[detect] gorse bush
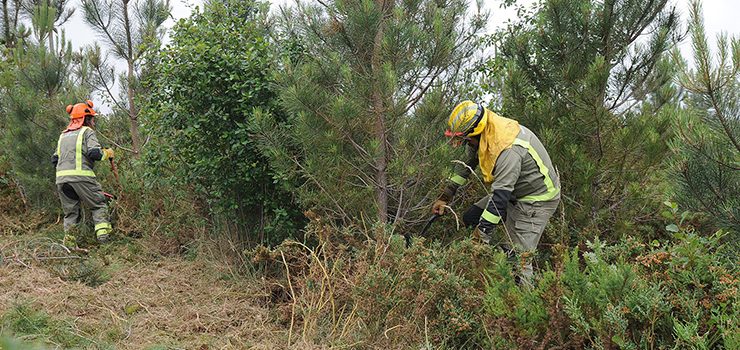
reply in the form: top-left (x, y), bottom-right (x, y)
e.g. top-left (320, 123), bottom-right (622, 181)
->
top-left (250, 221), bottom-right (498, 348)
top-left (251, 207), bottom-right (738, 349)
top-left (485, 216), bottom-right (738, 349)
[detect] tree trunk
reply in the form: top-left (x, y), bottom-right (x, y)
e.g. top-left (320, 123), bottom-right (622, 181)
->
top-left (2, 0), bottom-right (11, 47)
top-left (122, 0), bottom-right (140, 154)
top-left (126, 58), bottom-right (140, 154)
top-left (371, 0), bottom-right (389, 224)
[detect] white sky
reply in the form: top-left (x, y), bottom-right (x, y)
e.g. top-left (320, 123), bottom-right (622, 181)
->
top-left (62, 0), bottom-right (740, 49)
top-left (57, 0), bottom-right (739, 112)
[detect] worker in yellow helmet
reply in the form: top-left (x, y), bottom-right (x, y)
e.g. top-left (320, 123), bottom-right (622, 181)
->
top-left (433, 100), bottom-right (561, 286)
top-left (52, 100), bottom-right (115, 246)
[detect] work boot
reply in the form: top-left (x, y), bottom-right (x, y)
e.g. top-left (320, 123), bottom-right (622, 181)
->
top-left (95, 222), bottom-right (112, 244)
top-left (96, 233), bottom-right (110, 244)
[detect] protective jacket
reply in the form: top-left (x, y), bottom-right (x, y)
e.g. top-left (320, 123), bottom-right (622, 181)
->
top-left (440, 125), bottom-right (560, 228)
top-left (52, 126), bottom-right (109, 184)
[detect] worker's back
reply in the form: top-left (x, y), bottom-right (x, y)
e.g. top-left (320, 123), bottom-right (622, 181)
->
top-left (55, 126), bottom-right (100, 184)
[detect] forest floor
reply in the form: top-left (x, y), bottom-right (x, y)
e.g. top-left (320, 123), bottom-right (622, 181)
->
top-left (0, 204), bottom-right (296, 349)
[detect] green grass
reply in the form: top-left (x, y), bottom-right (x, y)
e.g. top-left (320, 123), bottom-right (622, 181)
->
top-left (0, 335), bottom-right (46, 350)
top-left (1, 303), bottom-right (108, 349)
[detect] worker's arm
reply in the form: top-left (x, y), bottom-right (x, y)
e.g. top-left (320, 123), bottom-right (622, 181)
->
top-left (439, 143), bottom-right (479, 202)
top-left (51, 134), bottom-right (61, 167)
top-left (478, 148), bottom-right (522, 233)
top-left (84, 129), bottom-right (106, 161)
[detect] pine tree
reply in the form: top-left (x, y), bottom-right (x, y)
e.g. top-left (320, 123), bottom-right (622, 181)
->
top-left (670, 0), bottom-right (739, 233)
top-left (490, 0), bottom-right (681, 238)
top-left (81, 0), bottom-right (170, 154)
top-left (253, 0), bottom-right (486, 227)
top-left (1, 0), bottom-right (21, 47)
top-left (0, 2), bottom-right (89, 207)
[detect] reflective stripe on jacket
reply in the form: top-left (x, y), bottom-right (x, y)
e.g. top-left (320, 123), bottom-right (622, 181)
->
top-left (55, 126), bottom-right (104, 184)
top-left (480, 126), bottom-right (560, 225)
top-left (442, 126), bottom-right (560, 225)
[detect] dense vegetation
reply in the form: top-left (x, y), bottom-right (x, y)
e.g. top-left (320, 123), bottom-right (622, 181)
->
top-left (0, 0), bottom-right (737, 348)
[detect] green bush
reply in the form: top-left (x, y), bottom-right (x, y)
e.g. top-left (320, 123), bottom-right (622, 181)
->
top-left (141, 0), bottom-right (302, 246)
top-left (251, 208), bottom-right (738, 349)
top-left (483, 224), bottom-right (738, 349)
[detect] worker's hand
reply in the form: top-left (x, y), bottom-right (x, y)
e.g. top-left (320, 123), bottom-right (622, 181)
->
top-left (103, 148), bottom-right (115, 160)
top-left (432, 199), bottom-right (447, 215)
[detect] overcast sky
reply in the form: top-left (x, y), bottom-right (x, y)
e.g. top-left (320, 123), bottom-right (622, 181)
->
top-left (62, 0), bottom-right (740, 49)
top-left (58, 0), bottom-right (739, 111)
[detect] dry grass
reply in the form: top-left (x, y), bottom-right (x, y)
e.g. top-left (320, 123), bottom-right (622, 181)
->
top-left (0, 183), bottom-right (343, 349)
top-left (0, 242), bottom-right (292, 349)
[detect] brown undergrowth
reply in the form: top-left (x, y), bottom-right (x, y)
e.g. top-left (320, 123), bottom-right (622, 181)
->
top-left (0, 182), bottom-right (293, 349)
top-left (0, 222), bottom-right (297, 350)
top-left (248, 214), bottom-right (503, 349)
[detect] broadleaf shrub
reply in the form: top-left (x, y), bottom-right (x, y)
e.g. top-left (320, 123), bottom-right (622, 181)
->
top-left (141, 0), bottom-right (302, 245)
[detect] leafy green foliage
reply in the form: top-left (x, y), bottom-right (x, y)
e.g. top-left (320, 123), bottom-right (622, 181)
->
top-left (142, 0), bottom-right (301, 245)
top-left (251, 206), bottom-right (737, 349)
top-left (482, 219), bottom-right (737, 349)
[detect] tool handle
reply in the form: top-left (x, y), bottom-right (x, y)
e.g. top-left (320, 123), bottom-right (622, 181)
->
top-left (405, 214), bottom-right (441, 248)
top-left (109, 158), bottom-right (124, 197)
top-left (419, 214), bottom-right (441, 237)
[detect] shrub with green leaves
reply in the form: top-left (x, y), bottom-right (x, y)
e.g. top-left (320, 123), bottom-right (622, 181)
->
top-left (142, 0), bottom-right (302, 245)
top-left (483, 224), bottom-right (738, 349)
top-left (252, 207), bottom-right (737, 349)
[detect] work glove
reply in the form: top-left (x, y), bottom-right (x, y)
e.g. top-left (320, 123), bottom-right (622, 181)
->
top-left (103, 148), bottom-right (115, 160)
top-left (432, 199), bottom-right (447, 215)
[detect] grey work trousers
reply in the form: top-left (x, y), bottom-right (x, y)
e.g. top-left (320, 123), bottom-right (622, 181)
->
top-left (473, 195), bottom-right (560, 285)
top-left (57, 181), bottom-right (110, 236)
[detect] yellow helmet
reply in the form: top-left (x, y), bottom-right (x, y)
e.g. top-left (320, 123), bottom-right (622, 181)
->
top-left (446, 100), bottom-right (487, 137)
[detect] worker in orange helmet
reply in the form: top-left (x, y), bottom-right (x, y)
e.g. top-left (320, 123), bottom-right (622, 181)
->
top-left (52, 100), bottom-right (115, 246)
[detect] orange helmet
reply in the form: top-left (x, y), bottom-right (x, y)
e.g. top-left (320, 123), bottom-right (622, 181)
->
top-left (64, 100), bottom-right (97, 131)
